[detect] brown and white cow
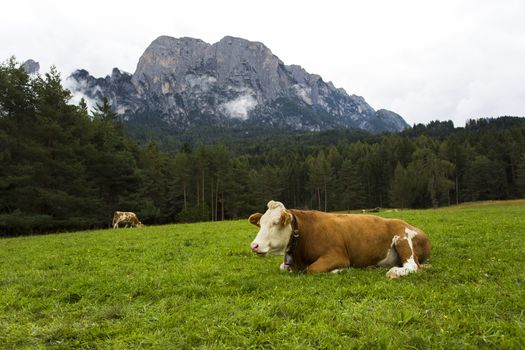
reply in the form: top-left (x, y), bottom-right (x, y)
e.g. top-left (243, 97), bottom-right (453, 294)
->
top-left (249, 200), bottom-right (431, 278)
top-left (112, 211), bottom-right (144, 229)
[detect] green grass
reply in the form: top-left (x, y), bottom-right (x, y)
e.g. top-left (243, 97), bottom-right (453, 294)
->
top-left (1, 201), bottom-right (525, 349)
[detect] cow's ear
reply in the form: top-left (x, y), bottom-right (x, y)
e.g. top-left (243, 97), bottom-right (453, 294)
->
top-left (248, 213), bottom-right (262, 227)
top-left (280, 210), bottom-right (292, 226)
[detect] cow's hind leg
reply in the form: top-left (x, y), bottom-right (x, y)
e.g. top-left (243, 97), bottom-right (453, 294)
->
top-left (386, 234), bottom-right (419, 279)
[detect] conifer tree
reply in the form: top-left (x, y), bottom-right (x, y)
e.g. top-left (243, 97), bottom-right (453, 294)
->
top-left (516, 153), bottom-right (525, 197)
top-left (92, 96), bottom-right (118, 122)
top-left (389, 162), bottom-right (413, 208)
top-left (339, 159), bottom-right (367, 210)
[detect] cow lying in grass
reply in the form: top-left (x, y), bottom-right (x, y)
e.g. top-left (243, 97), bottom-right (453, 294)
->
top-left (112, 211), bottom-right (144, 229)
top-left (249, 201), bottom-right (431, 278)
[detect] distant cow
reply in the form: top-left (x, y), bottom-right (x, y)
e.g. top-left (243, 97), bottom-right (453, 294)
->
top-left (249, 200), bottom-right (431, 278)
top-left (112, 211), bottom-right (144, 229)
top-left (362, 207), bottom-right (381, 213)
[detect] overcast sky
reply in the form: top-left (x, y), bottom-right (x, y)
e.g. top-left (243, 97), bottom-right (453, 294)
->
top-left (2, 0), bottom-right (524, 126)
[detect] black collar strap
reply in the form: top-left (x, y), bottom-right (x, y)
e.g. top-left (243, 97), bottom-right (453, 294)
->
top-left (290, 212), bottom-right (299, 238)
top-left (284, 213), bottom-right (300, 267)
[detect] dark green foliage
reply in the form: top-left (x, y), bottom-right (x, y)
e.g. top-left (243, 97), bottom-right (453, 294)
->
top-left (1, 58), bottom-right (525, 234)
top-left (0, 60), bottom-right (142, 234)
top-left (463, 156), bottom-right (508, 201)
top-left (92, 96), bottom-right (118, 122)
top-left (517, 153), bottom-right (525, 196)
top-left (339, 159), bottom-right (367, 209)
top-left (390, 162), bottom-right (414, 208)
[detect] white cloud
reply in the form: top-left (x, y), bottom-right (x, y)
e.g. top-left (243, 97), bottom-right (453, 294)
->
top-left (220, 94), bottom-right (258, 120)
top-left (1, 0), bottom-right (525, 126)
top-left (185, 74), bottom-right (217, 91)
top-left (63, 77), bottom-right (99, 112)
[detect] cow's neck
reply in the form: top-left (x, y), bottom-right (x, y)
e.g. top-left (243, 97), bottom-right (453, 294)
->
top-left (284, 212), bottom-right (302, 270)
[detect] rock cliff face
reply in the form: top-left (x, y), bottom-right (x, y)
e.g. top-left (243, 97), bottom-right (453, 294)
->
top-left (67, 35), bottom-right (409, 132)
top-left (22, 59), bottom-right (40, 75)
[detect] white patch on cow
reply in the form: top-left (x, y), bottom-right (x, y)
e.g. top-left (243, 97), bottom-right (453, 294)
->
top-left (405, 227), bottom-right (418, 240)
top-left (330, 268), bottom-right (343, 274)
top-left (279, 262), bottom-right (293, 272)
top-left (406, 236), bottom-right (414, 250)
top-left (267, 200), bottom-right (283, 210)
top-left (250, 200), bottom-right (292, 256)
top-left (386, 256), bottom-right (418, 278)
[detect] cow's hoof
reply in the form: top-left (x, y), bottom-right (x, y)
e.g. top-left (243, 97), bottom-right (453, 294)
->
top-left (386, 268), bottom-right (400, 279)
top-left (279, 263), bottom-right (292, 272)
top-left (420, 263), bottom-right (432, 270)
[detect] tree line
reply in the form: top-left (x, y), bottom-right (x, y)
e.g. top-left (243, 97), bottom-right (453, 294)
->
top-left (1, 59), bottom-right (525, 235)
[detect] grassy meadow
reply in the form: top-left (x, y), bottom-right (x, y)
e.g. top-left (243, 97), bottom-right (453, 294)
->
top-left (1, 201), bottom-right (524, 349)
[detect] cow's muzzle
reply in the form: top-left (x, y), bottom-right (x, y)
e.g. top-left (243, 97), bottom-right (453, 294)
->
top-left (251, 242), bottom-right (267, 256)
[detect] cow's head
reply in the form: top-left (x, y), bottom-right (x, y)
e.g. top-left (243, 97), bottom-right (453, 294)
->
top-left (249, 200), bottom-right (293, 256)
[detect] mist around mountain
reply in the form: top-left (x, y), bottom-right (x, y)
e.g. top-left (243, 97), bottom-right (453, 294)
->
top-left (66, 35), bottom-right (409, 138)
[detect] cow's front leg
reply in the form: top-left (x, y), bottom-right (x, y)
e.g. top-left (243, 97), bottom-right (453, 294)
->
top-left (279, 262), bottom-right (293, 272)
top-left (307, 255), bottom-right (348, 274)
top-left (386, 235), bottom-right (419, 279)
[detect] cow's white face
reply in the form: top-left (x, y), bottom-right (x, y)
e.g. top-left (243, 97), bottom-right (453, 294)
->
top-left (249, 200), bottom-right (293, 256)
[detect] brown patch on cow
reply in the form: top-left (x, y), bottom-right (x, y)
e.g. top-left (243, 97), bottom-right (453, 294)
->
top-left (392, 236), bottom-right (416, 267)
top-left (284, 209), bottom-right (431, 275)
top-left (280, 210), bottom-right (292, 226)
top-left (249, 213), bottom-right (263, 227)
top-left (412, 231), bottom-right (432, 264)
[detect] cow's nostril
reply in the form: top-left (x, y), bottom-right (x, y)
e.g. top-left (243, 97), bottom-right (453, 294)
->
top-left (251, 243), bottom-right (259, 251)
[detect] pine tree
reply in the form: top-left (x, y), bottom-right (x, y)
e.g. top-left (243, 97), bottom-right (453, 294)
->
top-left (307, 151), bottom-right (334, 211)
top-left (516, 153), bottom-right (525, 197)
top-left (389, 162), bottom-right (414, 208)
top-left (339, 159), bottom-right (367, 210)
top-left (409, 138), bottom-right (454, 208)
top-left (0, 60), bottom-right (105, 232)
top-left (463, 155), bottom-right (507, 201)
top-left (92, 96), bottom-right (118, 122)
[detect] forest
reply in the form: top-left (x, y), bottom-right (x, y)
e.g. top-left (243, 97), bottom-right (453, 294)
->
top-left (1, 59), bottom-right (525, 235)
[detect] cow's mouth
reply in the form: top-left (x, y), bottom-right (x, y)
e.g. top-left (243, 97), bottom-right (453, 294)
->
top-left (255, 251), bottom-right (267, 257)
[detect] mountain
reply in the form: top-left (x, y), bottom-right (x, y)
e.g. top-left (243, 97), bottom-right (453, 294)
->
top-left (67, 35), bottom-right (409, 133)
top-left (22, 59), bottom-right (40, 75)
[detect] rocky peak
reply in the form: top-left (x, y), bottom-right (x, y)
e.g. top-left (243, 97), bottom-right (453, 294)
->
top-left (22, 59), bottom-right (40, 75)
top-left (111, 68), bottom-right (123, 80)
top-left (71, 69), bottom-right (90, 79)
top-left (205, 36), bottom-right (289, 100)
top-left (68, 35), bottom-right (409, 132)
top-left (132, 36), bottom-right (210, 92)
